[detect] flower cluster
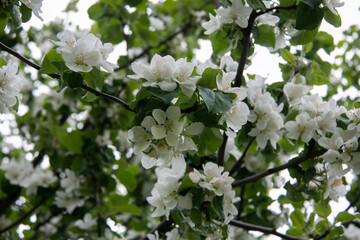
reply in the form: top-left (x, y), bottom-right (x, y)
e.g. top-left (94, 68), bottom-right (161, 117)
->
top-left (55, 169), bottom-right (85, 213)
top-left (190, 162), bottom-right (238, 222)
top-left (53, 30), bottom-right (117, 73)
top-left (20, 0), bottom-right (43, 21)
top-left (247, 75), bottom-right (284, 149)
top-left (147, 155), bottom-right (192, 219)
top-left (129, 54), bottom-right (200, 97)
top-left (202, 0), bottom-right (252, 34)
top-left (128, 106), bottom-right (204, 169)
top-left (323, 0), bottom-right (344, 15)
top-left (0, 159), bottom-right (57, 195)
top-left (0, 60), bottom-right (21, 113)
top-left (282, 75), bottom-right (360, 201)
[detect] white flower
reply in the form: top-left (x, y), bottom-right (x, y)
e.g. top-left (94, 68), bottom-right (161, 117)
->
top-left (324, 178), bottom-right (346, 202)
top-left (223, 190), bottom-right (238, 221)
top-left (346, 109), bottom-right (360, 131)
top-left (220, 100), bottom-right (249, 131)
top-left (257, 13), bottom-right (280, 26)
top-left (283, 82), bottom-right (311, 107)
top-left (60, 169), bottom-right (82, 193)
top-left (166, 228), bottom-right (182, 240)
top-left (151, 106), bottom-right (183, 147)
top-left (344, 224), bottom-right (360, 240)
top-left (215, 0), bottom-right (253, 28)
top-left (149, 17), bottom-right (166, 30)
top-left (129, 54), bottom-right (177, 91)
top-left (20, 0), bottom-right (43, 21)
top-left (0, 159), bottom-right (32, 186)
top-left (189, 169), bottom-right (202, 183)
top-left (22, 167), bottom-right (57, 195)
top-left (61, 33), bottom-right (102, 72)
top-left (285, 112), bottom-right (317, 143)
top-left (173, 58), bottom-right (200, 97)
top-left (55, 190), bottom-right (85, 213)
top-left (177, 120), bottom-right (204, 151)
top-left (128, 116), bottom-right (156, 155)
top-left (323, 0), bottom-right (344, 15)
top-left (74, 213), bottom-right (97, 230)
top-left (98, 42), bottom-right (117, 72)
top-left (202, 13), bottom-right (222, 35)
top-left (0, 60), bottom-right (21, 113)
top-left (147, 231), bottom-right (159, 240)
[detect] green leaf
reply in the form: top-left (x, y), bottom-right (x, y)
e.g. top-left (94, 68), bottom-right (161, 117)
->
top-left (247, 0), bottom-right (266, 11)
top-left (178, 175), bottom-right (196, 195)
top-left (191, 188), bottom-right (205, 207)
top-left (147, 86), bottom-right (180, 104)
top-left (198, 128), bottom-right (223, 156)
top-left (295, 2), bottom-right (324, 30)
top-left (198, 86), bottom-right (232, 114)
top-left (336, 212), bottom-right (355, 223)
top-left (117, 204), bottom-right (142, 216)
top-left (62, 71), bottom-right (83, 89)
top-left (20, 4), bottom-right (32, 23)
top-left (300, 0), bottom-right (322, 8)
top-left (190, 208), bottom-right (203, 225)
top-left (290, 209), bottom-right (305, 228)
top-left (197, 68), bottom-right (222, 89)
top-left (323, 7), bottom-right (341, 28)
top-left (87, 3), bottom-right (106, 20)
top-left (290, 28), bottom-right (319, 45)
top-left (314, 201), bottom-right (331, 218)
top-left (12, 96), bottom-right (19, 112)
top-left (0, 17), bottom-right (7, 33)
top-left (10, 5), bottom-right (21, 28)
top-left (82, 68), bottom-right (104, 102)
top-left (114, 167), bottom-right (137, 192)
top-left (254, 25), bottom-right (276, 47)
top-left (40, 50), bottom-right (65, 74)
top-left (284, 182), bottom-right (305, 202)
top-left (303, 167), bottom-right (316, 183)
top-left (280, 49), bottom-right (296, 64)
top-left (212, 195), bottom-right (224, 219)
top-left (55, 129), bottom-right (84, 154)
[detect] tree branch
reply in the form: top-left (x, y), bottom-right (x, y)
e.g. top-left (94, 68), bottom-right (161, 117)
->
top-left (232, 149), bottom-right (326, 188)
top-left (230, 137), bottom-right (255, 176)
top-left (230, 220), bottom-right (306, 240)
top-left (0, 185), bottom-right (59, 235)
top-left (0, 41), bottom-right (134, 112)
top-left (115, 22), bottom-right (192, 72)
top-left (217, 133), bottom-right (228, 166)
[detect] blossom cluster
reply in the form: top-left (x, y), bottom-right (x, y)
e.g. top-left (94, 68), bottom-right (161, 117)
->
top-left (55, 169), bottom-right (85, 213)
top-left (190, 162), bottom-right (238, 222)
top-left (0, 60), bottom-right (21, 113)
top-left (282, 75), bottom-right (360, 201)
top-left (0, 159), bottom-right (57, 195)
top-left (129, 54), bottom-right (200, 98)
top-left (247, 75), bottom-right (284, 149)
top-left (53, 30), bottom-right (117, 73)
top-left (128, 105), bottom-right (204, 169)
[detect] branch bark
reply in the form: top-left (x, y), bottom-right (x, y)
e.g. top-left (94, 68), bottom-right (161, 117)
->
top-left (230, 137), bottom-right (255, 176)
top-left (0, 41), bottom-right (134, 112)
top-left (232, 149), bottom-right (326, 188)
top-left (230, 219), bottom-right (306, 240)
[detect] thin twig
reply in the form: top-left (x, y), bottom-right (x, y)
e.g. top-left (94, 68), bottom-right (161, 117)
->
top-left (232, 149), bottom-right (326, 188)
top-left (230, 137), bottom-right (255, 175)
top-left (217, 133), bottom-right (228, 166)
top-left (0, 185), bottom-right (59, 235)
top-left (229, 220), bottom-right (306, 240)
top-left (345, 191), bottom-right (360, 212)
top-left (0, 41), bottom-right (134, 112)
top-left (236, 185), bottom-right (246, 219)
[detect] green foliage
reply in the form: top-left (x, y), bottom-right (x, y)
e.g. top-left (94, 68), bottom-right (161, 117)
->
top-left (198, 86), bottom-right (233, 114)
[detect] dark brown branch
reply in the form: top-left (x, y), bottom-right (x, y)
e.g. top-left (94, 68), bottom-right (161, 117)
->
top-left (0, 185), bottom-right (58, 235)
top-left (115, 22), bottom-right (192, 72)
top-left (230, 220), bottom-right (306, 240)
top-left (217, 133), bottom-right (228, 166)
top-left (236, 185), bottom-right (246, 219)
top-left (80, 84), bottom-right (135, 112)
top-left (0, 41), bottom-right (134, 112)
top-left (230, 137), bottom-right (255, 175)
top-left (232, 149), bottom-right (326, 188)
top-left (234, 10), bottom-right (257, 87)
top-left (345, 191), bottom-right (360, 212)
